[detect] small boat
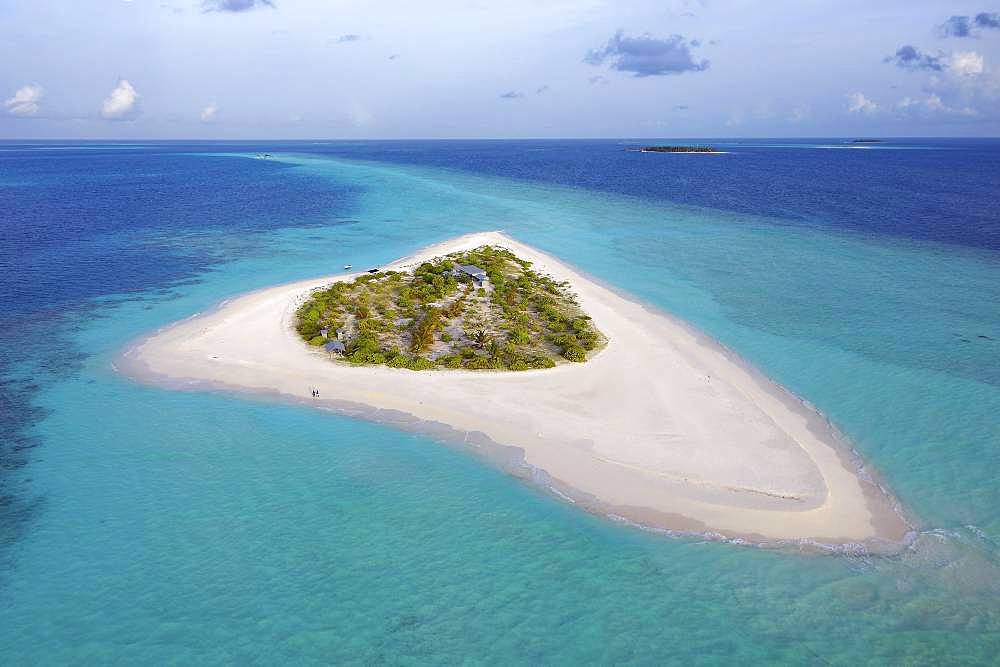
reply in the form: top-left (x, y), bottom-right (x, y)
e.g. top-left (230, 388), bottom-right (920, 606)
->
top-left (343, 264), bottom-right (353, 270)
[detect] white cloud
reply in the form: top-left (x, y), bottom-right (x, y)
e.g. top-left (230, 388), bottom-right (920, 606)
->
top-left (5, 84), bottom-right (43, 116)
top-left (949, 51), bottom-right (985, 78)
top-left (924, 94), bottom-right (949, 112)
top-left (920, 56), bottom-right (999, 120)
top-left (897, 94), bottom-right (977, 117)
top-left (200, 102), bottom-right (219, 122)
top-left (847, 92), bottom-right (878, 114)
top-left (101, 80), bottom-right (139, 120)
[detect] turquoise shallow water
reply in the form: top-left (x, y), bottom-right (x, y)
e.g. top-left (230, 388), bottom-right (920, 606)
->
top-left (1, 147), bottom-right (999, 663)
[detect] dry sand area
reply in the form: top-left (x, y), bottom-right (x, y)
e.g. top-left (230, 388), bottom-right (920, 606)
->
top-left (119, 232), bottom-right (911, 548)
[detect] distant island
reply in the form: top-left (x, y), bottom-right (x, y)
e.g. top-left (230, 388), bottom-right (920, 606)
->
top-left (295, 245), bottom-right (604, 371)
top-left (850, 139), bottom-right (883, 144)
top-left (639, 145), bottom-right (719, 153)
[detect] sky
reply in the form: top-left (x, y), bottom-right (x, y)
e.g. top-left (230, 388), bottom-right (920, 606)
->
top-left (2, 0), bottom-right (1000, 138)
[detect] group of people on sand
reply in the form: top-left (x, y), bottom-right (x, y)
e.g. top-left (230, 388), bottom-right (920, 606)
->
top-left (311, 388), bottom-right (320, 398)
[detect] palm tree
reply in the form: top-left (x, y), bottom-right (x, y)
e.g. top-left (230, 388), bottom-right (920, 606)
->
top-left (472, 328), bottom-right (489, 349)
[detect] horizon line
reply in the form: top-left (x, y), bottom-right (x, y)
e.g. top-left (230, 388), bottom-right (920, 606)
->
top-left (2, 135), bottom-right (1000, 142)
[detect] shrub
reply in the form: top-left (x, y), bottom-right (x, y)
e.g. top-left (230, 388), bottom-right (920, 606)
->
top-left (296, 303), bottom-right (323, 339)
top-left (561, 344), bottom-right (586, 362)
top-left (387, 354), bottom-right (410, 368)
top-left (349, 332), bottom-right (381, 359)
top-left (308, 335), bottom-right (327, 346)
top-left (551, 334), bottom-right (576, 349)
top-left (465, 356), bottom-right (492, 370)
top-left (410, 307), bottom-right (442, 353)
top-left (540, 304), bottom-right (563, 323)
top-left (439, 355), bottom-right (463, 369)
top-left (508, 326), bottom-right (530, 345)
top-left (358, 318), bottom-right (384, 334)
top-left (444, 293), bottom-right (468, 318)
top-left (441, 331), bottom-right (453, 342)
top-left (396, 288), bottom-right (413, 310)
top-left (407, 356), bottom-right (435, 371)
top-left (298, 322), bottom-right (320, 339)
top-left (578, 330), bottom-right (599, 350)
top-left (531, 356), bottom-right (556, 369)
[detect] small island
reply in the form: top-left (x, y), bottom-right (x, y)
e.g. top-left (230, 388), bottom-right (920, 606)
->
top-left (639, 145), bottom-right (719, 153)
top-left (295, 245), bottom-right (604, 371)
top-left (121, 231), bottom-right (909, 547)
top-left (850, 139), bottom-right (882, 144)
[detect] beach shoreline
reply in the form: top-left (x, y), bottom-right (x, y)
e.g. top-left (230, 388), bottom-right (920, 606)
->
top-left (116, 231), bottom-right (912, 551)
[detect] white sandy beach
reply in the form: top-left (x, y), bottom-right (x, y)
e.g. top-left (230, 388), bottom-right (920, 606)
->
top-left (119, 232), bottom-right (908, 547)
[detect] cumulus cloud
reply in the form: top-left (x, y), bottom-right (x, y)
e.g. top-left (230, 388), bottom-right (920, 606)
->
top-left (499, 91), bottom-right (524, 99)
top-left (922, 62), bottom-right (999, 120)
top-left (949, 51), bottom-right (985, 77)
top-left (585, 30), bottom-right (708, 77)
top-left (939, 13), bottom-right (1000, 37)
top-left (896, 94), bottom-right (977, 117)
top-left (101, 80), bottom-right (139, 120)
top-left (336, 34), bottom-right (360, 43)
top-left (202, 0), bottom-right (274, 12)
top-left (5, 84), bottom-right (43, 116)
top-left (200, 102), bottom-right (219, 122)
top-left (885, 46), bottom-right (986, 79)
top-left (847, 92), bottom-right (878, 114)
top-left (535, 85), bottom-right (550, 94)
top-left (884, 45), bottom-right (944, 71)
top-left (940, 16), bottom-right (973, 38)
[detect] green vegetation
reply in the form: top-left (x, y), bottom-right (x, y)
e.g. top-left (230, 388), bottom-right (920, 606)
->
top-left (295, 245), bottom-right (605, 371)
top-left (640, 145), bottom-right (717, 153)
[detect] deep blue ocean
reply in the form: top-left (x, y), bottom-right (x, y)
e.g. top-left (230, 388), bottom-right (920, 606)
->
top-left (1, 139), bottom-right (998, 664)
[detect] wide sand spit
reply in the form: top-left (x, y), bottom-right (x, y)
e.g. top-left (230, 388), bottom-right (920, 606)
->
top-left (119, 232), bottom-right (911, 549)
